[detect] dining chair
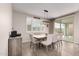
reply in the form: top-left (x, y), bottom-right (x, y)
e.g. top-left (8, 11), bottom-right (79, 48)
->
top-left (57, 33), bottom-right (63, 46)
top-left (53, 33), bottom-right (63, 50)
top-left (29, 34), bottom-right (39, 51)
top-left (40, 34), bottom-right (54, 52)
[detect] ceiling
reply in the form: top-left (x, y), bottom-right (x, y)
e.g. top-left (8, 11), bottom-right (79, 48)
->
top-left (55, 15), bottom-right (74, 24)
top-left (13, 3), bottom-right (79, 19)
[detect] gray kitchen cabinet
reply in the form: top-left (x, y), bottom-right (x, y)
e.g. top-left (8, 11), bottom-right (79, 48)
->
top-left (8, 37), bottom-right (22, 56)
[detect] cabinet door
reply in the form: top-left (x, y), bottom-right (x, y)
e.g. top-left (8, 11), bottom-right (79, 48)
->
top-left (8, 38), bottom-right (22, 56)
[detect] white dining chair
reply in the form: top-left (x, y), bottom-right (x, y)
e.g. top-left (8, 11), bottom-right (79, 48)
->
top-left (40, 34), bottom-right (54, 52)
top-left (29, 34), bottom-right (39, 49)
top-left (49, 33), bottom-right (58, 49)
top-left (53, 33), bottom-right (63, 50)
top-left (57, 33), bottom-right (63, 46)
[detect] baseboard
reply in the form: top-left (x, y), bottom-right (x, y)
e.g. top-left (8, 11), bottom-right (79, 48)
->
top-left (22, 41), bottom-right (30, 44)
top-left (62, 40), bottom-right (74, 43)
top-left (74, 42), bottom-right (79, 45)
top-left (62, 40), bottom-right (79, 45)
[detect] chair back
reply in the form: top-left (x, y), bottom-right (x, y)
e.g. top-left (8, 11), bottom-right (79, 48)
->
top-left (54, 33), bottom-right (63, 42)
top-left (29, 34), bottom-right (38, 43)
top-left (46, 34), bottom-right (54, 43)
top-left (51, 34), bottom-right (58, 42)
top-left (29, 34), bottom-right (33, 41)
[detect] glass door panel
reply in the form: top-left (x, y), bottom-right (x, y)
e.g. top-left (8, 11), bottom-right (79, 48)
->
top-left (54, 15), bottom-right (74, 42)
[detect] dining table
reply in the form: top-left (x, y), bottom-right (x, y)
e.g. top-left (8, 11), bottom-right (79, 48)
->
top-left (32, 34), bottom-right (47, 48)
top-left (33, 34), bottom-right (47, 42)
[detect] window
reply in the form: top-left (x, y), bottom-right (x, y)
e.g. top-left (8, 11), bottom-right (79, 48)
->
top-left (26, 16), bottom-right (32, 31)
top-left (26, 16), bottom-right (46, 32)
top-left (54, 22), bottom-right (61, 33)
top-left (31, 19), bottom-right (43, 31)
top-left (54, 22), bottom-right (65, 33)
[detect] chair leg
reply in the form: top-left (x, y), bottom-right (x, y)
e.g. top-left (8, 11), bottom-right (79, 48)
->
top-left (50, 45), bottom-right (52, 49)
top-left (30, 42), bottom-right (32, 48)
top-left (57, 42), bottom-right (59, 50)
top-left (52, 43), bottom-right (54, 49)
top-left (60, 40), bottom-right (62, 46)
top-left (58, 41), bottom-right (60, 47)
top-left (61, 40), bottom-right (62, 46)
top-left (46, 46), bottom-right (48, 53)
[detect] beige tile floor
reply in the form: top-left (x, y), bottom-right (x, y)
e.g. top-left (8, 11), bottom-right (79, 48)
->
top-left (22, 41), bottom-right (79, 56)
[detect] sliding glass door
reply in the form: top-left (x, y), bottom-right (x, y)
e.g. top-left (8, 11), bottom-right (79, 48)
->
top-left (54, 15), bottom-right (74, 42)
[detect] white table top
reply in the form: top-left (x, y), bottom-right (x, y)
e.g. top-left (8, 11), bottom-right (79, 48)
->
top-left (33, 34), bottom-right (46, 39)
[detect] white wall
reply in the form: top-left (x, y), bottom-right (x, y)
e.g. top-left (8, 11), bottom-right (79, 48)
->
top-left (49, 20), bottom-right (54, 34)
top-left (0, 4), bottom-right (12, 56)
top-left (12, 11), bottom-right (30, 42)
top-left (74, 12), bottom-right (79, 44)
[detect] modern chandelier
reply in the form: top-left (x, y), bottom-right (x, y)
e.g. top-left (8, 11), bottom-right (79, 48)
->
top-left (44, 10), bottom-right (48, 19)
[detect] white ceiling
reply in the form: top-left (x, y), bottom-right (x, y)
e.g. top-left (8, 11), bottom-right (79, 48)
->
top-left (13, 3), bottom-right (79, 19)
top-left (55, 15), bottom-right (74, 24)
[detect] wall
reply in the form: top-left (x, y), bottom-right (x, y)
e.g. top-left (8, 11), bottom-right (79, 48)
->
top-left (0, 4), bottom-right (12, 55)
top-left (12, 11), bottom-right (30, 42)
top-left (74, 12), bottom-right (79, 44)
top-left (49, 20), bottom-right (55, 34)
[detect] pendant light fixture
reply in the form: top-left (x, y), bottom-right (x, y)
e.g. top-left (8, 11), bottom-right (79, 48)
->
top-left (43, 9), bottom-right (49, 27)
top-left (44, 10), bottom-right (48, 19)
top-left (43, 9), bottom-right (50, 24)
